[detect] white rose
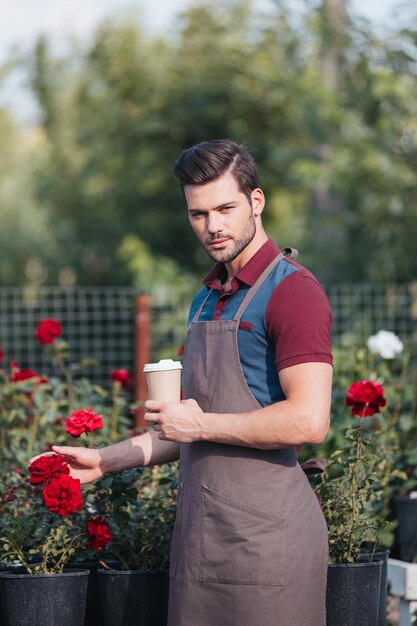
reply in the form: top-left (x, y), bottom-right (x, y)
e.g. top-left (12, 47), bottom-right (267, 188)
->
top-left (367, 330), bottom-right (404, 359)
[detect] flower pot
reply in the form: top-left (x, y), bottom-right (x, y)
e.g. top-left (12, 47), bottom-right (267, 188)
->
top-left (358, 549), bottom-right (390, 626)
top-left (0, 569), bottom-right (89, 626)
top-left (98, 569), bottom-right (169, 626)
top-left (66, 561), bottom-right (105, 626)
top-left (393, 494), bottom-right (417, 562)
top-left (0, 563), bottom-right (13, 626)
top-left (326, 561), bottom-right (383, 626)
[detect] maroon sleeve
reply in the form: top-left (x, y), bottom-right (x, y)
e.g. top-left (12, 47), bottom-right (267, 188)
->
top-left (265, 268), bottom-right (333, 371)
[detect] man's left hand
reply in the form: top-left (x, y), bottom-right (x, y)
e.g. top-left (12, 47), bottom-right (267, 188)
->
top-left (144, 398), bottom-right (204, 443)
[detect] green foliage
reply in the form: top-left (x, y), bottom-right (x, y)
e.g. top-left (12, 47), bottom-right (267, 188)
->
top-left (316, 416), bottom-right (395, 563)
top-left (89, 464), bottom-right (178, 571)
top-left (0, 326), bottom-right (179, 574)
top-left (0, 1), bottom-right (416, 286)
top-left (0, 468), bottom-right (86, 574)
top-left (304, 330), bottom-right (416, 559)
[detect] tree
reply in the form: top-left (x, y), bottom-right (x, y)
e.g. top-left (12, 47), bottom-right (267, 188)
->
top-left (0, 0), bottom-right (415, 286)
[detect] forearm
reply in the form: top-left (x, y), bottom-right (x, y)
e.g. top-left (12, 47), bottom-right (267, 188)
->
top-left (200, 400), bottom-right (329, 449)
top-left (100, 430), bottom-right (180, 473)
top-left (145, 364), bottom-right (333, 450)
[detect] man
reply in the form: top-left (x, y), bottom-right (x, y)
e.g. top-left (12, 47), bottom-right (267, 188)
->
top-left (51, 140), bottom-right (332, 625)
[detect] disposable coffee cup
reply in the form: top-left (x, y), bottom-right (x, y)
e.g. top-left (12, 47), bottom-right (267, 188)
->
top-left (143, 359), bottom-right (182, 402)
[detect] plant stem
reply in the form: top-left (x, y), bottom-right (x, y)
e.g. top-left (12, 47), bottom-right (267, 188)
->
top-left (347, 461), bottom-right (357, 562)
top-left (392, 352), bottom-right (410, 423)
top-left (113, 550), bottom-right (130, 570)
top-left (111, 383), bottom-right (120, 442)
top-left (54, 533), bottom-right (84, 573)
top-left (28, 409), bottom-right (41, 458)
top-left (54, 344), bottom-right (75, 410)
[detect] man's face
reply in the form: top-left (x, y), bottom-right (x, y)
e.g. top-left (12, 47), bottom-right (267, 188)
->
top-left (184, 171), bottom-right (264, 265)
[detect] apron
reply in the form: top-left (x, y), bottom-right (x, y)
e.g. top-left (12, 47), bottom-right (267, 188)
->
top-left (168, 250), bottom-right (328, 626)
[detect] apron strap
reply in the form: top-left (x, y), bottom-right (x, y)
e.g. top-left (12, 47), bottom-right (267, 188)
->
top-left (233, 247), bottom-right (297, 321)
top-left (190, 289), bottom-right (213, 324)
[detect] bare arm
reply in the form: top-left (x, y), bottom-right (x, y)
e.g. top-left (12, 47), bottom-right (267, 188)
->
top-left (145, 362), bottom-right (332, 449)
top-left (51, 431), bottom-right (180, 484)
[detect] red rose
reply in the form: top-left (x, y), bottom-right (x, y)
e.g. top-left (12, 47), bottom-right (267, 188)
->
top-left (345, 381), bottom-right (386, 417)
top-left (42, 474), bottom-right (83, 515)
top-left (86, 517), bottom-right (112, 552)
top-left (35, 319), bottom-right (61, 345)
top-left (12, 368), bottom-right (40, 382)
top-left (11, 368), bottom-right (48, 389)
top-left (110, 369), bottom-right (132, 388)
top-left (0, 347), bottom-right (4, 365)
top-left (28, 454), bottom-right (70, 485)
top-left (65, 407), bottom-right (103, 437)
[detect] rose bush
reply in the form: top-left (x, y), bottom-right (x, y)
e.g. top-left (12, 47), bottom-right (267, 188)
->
top-left (0, 403), bottom-right (105, 573)
top-left (88, 464), bottom-right (178, 571)
top-left (301, 328), bottom-right (415, 552)
top-left (316, 380), bottom-right (393, 563)
top-left (0, 319), bottom-right (134, 467)
top-left (0, 318), bottom-right (179, 576)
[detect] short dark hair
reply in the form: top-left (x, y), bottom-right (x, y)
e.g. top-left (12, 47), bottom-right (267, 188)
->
top-left (172, 139), bottom-right (259, 203)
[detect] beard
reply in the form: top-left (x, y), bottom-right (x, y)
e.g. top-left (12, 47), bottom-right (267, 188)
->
top-left (203, 213), bottom-right (257, 264)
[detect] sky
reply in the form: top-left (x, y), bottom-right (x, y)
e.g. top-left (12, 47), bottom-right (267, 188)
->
top-left (0, 0), bottom-right (407, 123)
top-left (0, 0), bottom-right (405, 60)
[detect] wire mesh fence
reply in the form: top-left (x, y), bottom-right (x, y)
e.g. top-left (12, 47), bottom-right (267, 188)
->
top-left (326, 283), bottom-right (417, 347)
top-left (0, 286), bottom-right (139, 389)
top-left (0, 283), bottom-right (415, 391)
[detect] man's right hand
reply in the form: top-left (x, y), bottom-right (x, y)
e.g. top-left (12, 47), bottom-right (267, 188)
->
top-left (30, 446), bottom-right (104, 484)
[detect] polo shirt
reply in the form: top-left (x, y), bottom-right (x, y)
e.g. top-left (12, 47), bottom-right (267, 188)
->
top-left (187, 239), bottom-right (333, 408)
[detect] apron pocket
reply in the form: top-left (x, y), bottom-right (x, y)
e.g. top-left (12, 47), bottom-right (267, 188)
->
top-left (200, 484), bottom-right (287, 586)
top-left (169, 482), bottom-right (184, 579)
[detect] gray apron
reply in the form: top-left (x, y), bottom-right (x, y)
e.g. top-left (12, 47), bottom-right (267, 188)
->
top-left (168, 251), bottom-right (328, 626)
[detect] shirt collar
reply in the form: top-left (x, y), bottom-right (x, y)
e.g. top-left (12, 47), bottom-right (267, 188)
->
top-left (203, 239), bottom-right (281, 290)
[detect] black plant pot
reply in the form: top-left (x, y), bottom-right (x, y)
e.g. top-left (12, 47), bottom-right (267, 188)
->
top-left (358, 549), bottom-right (390, 626)
top-left (0, 563), bottom-right (14, 626)
top-left (98, 569), bottom-right (169, 626)
top-left (66, 561), bottom-right (105, 626)
top-left (393, 494), bottom-right (417, 562)
top-left (0, 569), bottom-right (89, 626)
top-left (326, 561), bottom-right (384, 626)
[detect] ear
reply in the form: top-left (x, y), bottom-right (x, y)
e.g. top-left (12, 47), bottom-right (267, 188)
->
top-left (250, 188), bottom-right (265, 217)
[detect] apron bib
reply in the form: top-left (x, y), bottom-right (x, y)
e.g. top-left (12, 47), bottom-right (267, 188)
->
top-left (168, 251), bottom-right (328, 626)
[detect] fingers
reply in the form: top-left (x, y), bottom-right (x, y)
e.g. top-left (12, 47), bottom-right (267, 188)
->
top-left (52, 445), bottom-right (79, 453)
top-left (144, 412), bottom-right (160, 424)
top-left (52, 445), bottom-right (79, 458)
top-left (144, 400), bottom-right (162, 411)
top-left (29, 451), bottom-right (56, 465)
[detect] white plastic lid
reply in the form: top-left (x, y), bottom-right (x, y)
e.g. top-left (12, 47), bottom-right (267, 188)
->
top-left (143, 359), bottom-right (183, 372)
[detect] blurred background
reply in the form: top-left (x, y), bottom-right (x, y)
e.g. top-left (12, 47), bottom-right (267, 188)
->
top-left (1, 0), bottom-right (416, 287)
top-left (0, 0), bottom-right (416, 384)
